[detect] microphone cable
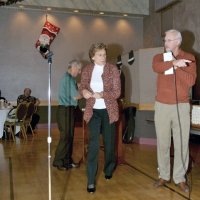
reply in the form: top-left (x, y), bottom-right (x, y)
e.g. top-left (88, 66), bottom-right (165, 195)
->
top-left (173, 62), bottom-right (192, 199)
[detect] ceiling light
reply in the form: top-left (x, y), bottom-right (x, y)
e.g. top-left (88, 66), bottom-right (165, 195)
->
top-left (74, 10), bottom-right (79, 13)
top-left (46, 7), bottom-right (52, 11)
top-left (99, 12), bottom-right (104, 15)
top-left (123, 14), bottom-right (128, 17)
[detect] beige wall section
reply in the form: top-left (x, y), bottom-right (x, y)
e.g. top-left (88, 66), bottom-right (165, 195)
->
top-left (144, 0), bottom-right (200, 52)
top-left (143, 0), bottom-right (162, 48)
top-left (0, 7), bottom-right (143, 102)
top-left (124, 47), bottom-right (164, 107)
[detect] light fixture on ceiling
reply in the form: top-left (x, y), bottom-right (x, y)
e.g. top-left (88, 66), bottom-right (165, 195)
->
top-left (0, 2), bottom-right (143, 19)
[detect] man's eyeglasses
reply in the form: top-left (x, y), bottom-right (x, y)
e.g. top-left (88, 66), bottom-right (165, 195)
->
top-left (163, 38), bottom-right (180, 43)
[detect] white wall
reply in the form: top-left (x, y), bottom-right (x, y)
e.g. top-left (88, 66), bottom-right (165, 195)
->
top-left (0, 7), bottom-right (143, 102)
top-left (124, 47), bottom-right (164, 104)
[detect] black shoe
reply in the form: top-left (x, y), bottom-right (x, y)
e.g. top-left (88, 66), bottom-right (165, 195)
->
top-left (87, 184), bottom-right (96, 193)
top-left (0, 136), bottom-right (5, 140)
top-left (53, 164), bottom-right (67, 171)
top-left (15, 132), bottom-right (20, 137)
top-left (105, 175), bottom-right (112, 180)
top-left (1, 130), bottom-right (7, 140)
top-left (65, 162), bottom-right (79, 169)
top-left (1, 135), bottom-right (6, 140)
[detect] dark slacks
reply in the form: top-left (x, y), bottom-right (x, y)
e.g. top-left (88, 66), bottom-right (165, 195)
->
top-left (87, 109), bottom-right (116, 185)
top-left (30, 113), bottom-right (40, 130)
top-left (53, 105), bottom-right (75, 166)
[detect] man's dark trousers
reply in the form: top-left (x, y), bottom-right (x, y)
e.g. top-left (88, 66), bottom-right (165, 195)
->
top-left (53, 105), bottom-right (75, 166)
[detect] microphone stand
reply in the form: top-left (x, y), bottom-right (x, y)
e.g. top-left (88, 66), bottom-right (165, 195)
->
top-left (46, 51), bottom-right (53, 200)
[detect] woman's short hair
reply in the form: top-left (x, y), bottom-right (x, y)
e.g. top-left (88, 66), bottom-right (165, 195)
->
top-left (67, 59), bottom-right (82, 69)
top-left (89, 43), bottom-right (107, 62)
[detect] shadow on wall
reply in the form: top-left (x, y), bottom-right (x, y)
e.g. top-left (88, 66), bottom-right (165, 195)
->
top-left (106, 43), bottom-right (128, 100)
top-left (106, 43), bottom-right (124, 64)
top-left (122, 65), bottom-right (132, 102)
top-left (181, 30), bottom-right (200, 100)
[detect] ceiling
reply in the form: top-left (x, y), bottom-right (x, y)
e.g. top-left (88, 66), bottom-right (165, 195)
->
top-left (1, 0), bottom-right (149, 18)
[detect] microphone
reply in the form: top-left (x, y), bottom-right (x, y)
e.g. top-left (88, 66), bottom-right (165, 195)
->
top-left (169, 51), bottom-right (177, 60)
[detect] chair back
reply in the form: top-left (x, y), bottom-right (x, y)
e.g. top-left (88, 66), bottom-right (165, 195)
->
top-left (4, 102), bottom-right (28, 140)
top-left (16, 103), bottom-right (28, 121)
top-left (25, 102), bottom-right (35, 120)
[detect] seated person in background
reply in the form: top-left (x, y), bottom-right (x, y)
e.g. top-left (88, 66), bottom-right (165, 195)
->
top-left (17, 88), bottom-right (40, 133)
top-left (0, 90), bottom-right (7, 103)
top-left (0, 96), bottom-right (7, 108)
top-left (0, 97), bottom-right (6, 101)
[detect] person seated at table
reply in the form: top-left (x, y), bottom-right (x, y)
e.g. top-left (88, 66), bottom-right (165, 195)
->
top-left (0, 90), bottom-right (7, 104)
top-left (0, 90), bottom-right (6, 101)
top-left (17, 88), bottom-right (40, 134)
top-left (0, 97), bottom-right (6, 101)
top-left (0, 97), bottom-right (7, 108)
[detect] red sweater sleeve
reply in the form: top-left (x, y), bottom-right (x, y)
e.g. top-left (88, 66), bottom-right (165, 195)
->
top-left (152, 53), bottom-right (174, 74)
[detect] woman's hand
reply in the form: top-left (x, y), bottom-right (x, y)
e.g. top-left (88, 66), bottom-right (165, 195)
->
top-left (82, 89), bottom-right (93, 99)
top-left (93, 92), bottom-right (103, 99)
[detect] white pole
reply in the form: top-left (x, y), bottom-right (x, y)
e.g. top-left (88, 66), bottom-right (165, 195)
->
top-left (47, 52), bottom-right (53, 200)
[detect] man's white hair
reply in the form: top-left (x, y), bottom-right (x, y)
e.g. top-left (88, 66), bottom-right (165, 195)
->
top-left (67, 59), bottom-right (82, 69)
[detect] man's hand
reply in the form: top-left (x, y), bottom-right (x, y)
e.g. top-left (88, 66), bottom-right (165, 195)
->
top-left (173, 59), bottom-right (192, 68)
top-left (74, 94), bottom-right (82, 100)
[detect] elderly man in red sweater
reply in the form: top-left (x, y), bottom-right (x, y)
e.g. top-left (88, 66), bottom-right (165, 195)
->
top-left (152, 29), bottom-right (196, 192)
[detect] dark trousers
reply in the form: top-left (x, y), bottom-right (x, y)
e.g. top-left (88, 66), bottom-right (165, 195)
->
top-left (87, 109), bottom-right (116, 185)
top-left (53, 105), bottom-right (75, 166)
top-left (30, 113), bottom-right (40, 130)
